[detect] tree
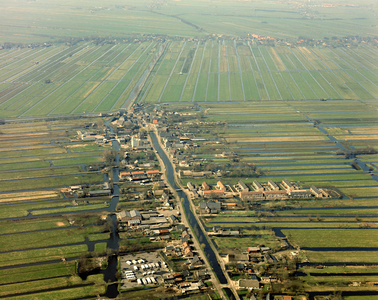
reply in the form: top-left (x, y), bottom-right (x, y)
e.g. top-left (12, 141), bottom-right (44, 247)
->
top-left (103, 149), bottom-right (117, 166)
top-left (96, 118), bottom-right (104, 128)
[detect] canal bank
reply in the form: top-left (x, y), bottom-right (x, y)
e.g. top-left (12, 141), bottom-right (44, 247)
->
top-left (150, 131), bottom-right (238, 300)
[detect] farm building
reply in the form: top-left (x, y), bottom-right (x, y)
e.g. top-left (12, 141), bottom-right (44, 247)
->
top-left (199, 201), bottom-right (222, 213)
top-left (252, 180), bottom-right (263, 192)
top-left (239, 191), bottom-right (264, 201)
top-left (282, 179), bottom-right (294, 191)
top-left (264, 190), bottom-right (288, 200)
top-left (268, 180), bottom-right (279, 191)
top-left (238, 180), bottom-right (249, 192)
top-left (217, 181), bottom-right (226, 192)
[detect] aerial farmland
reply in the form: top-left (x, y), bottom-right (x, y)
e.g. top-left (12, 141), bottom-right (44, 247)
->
top-left (0, 0), bottom-right (377, 299)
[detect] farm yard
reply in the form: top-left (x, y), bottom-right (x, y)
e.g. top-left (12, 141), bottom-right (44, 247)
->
top-left (1, 40), bottom-right (378, 118)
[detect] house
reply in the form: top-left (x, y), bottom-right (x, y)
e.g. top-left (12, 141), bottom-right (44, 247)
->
top-left (238, 180), bottom-right (249, 192)
top-left (189, 255), bottom-right (203, 267)
top-left (182, 270), bottom-right (192, 279)
top-left (252, 180), bottom-right (263, 192)
top-left (282, 179), bottom-right (294, 191)
top-left (199, 201), bottom-right (222, 213)
top-left (161, 192), bottom-right (169, 202)
top-left (179, 161), bottom-right (189, 167)
top-left (198, 270), bottom-right (210, 280)
top-left (165, 245), bottom-right (175, 256)
top-left (182, 230), bottom-right (190, 239)
top-left (237, 279), bottom-right (260, 290)
top-left (146, 170), bottom-right (161, 178)
top-left (217, 181), bottom-right (226, 192)
top-left (119, 171), bottom-right (131, 179)
top-left (181, 235), bottom-right (190, 243)
top-left (310, 185), bottom-right (323, 197)
top-left (183, 247), bottom-right (194, 257)
top-left (177, 224), bottom-right (186, 231)
top-left (168, 215), bottom-right (179, 225)
top-left (202, 182), bottom-right (210, 191)
top-left (268, 180), bottom-right (279, 191)
top-left (187, 182), bottom-right (195, 191)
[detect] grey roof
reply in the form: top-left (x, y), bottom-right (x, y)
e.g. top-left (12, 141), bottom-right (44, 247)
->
top-left (282, 179), bottom-right (292, 187)
top-left (191, 255), bottom-right (201, 264)
top-left (268, 180), bottom-right (278, 189)
top-left (177, 224), bottom-right (186, 231)
top-left (311, 185), bottom-right (321, 194)
top-left (88, 190), bottom-right (111, 196)
top-left (238, 180), bottom-right (248, 190)
top-left (127, 210), bottom-right (141, 218)
top-left (199, 201), bottom-right (222, 210)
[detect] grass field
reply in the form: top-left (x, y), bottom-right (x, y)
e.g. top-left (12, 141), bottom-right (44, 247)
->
top-left (1, 40), bottom-right (378, 118)
top-left (0, 119), bottom-right (109, 298)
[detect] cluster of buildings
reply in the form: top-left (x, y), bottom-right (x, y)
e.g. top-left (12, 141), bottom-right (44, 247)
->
top-left (165, 227), bottom-right (193, 257)
top-left (119, 170), bottom-right (161, 182)
top-left (163, 269), bottom-right (209, 294)
top-left (116, 209), bottom-right (179, 238)
top-left (188, 179), bottom-right (329, 207)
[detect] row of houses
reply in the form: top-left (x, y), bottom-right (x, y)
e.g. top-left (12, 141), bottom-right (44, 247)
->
top-left (189, 180), bottom-right (328, 201)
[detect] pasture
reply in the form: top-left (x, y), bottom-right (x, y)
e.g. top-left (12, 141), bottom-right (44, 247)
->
top-left (1, 40), bottom-right (378, 119)
top-left (0, 0), bottom-right (376, 43)
top-left (0, 118), bottom-right (110, 298)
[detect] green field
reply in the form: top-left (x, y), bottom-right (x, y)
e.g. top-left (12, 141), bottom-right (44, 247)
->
top-left (1, 40), bottom-right (378, 117)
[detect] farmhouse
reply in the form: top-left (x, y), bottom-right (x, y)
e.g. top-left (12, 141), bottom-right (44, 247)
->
top-left (199, 201), bottom-right (222, 213)
top-left (310, 185), bottom-right (323, 197)
top-left (217, 181), bottom-right (226, 192)
top-left (282, 179), bottom-right (294, 191)
top-left (202, 182), bottom-right (210, 191)
top-left (238, 180), bottom-right (249, 192)
top-left (268, 180), bottom-right (279, 191)
top-left (252, 180), bottom-right (263, 192)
